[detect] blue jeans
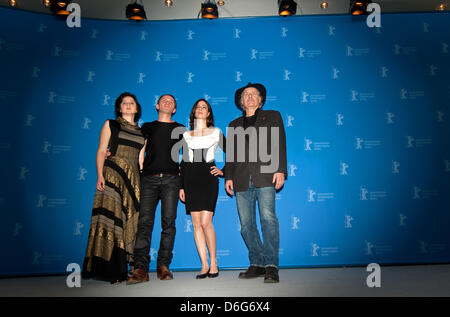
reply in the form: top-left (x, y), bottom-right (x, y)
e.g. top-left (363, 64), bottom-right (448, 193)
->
top-left (235, 178), bottom-right (279, 268)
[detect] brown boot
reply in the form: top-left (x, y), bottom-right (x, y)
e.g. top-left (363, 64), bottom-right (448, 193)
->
top-left (157, 266), bottom-right (173, 280)
top-left (126, 268), bottom-right (149, 285)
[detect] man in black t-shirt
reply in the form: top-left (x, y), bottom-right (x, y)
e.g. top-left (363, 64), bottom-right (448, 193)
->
top-left (127, 94), bottom-right (186, 285)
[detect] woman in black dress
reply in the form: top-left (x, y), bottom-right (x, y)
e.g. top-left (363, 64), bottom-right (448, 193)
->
top-left (179, 99), bottom-right (225, 279)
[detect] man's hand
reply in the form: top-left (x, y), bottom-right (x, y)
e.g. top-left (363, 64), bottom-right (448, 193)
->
top-left (272, 173), bottom-right (285, 190)
top-left (225, 180), bottom-right (234, 196)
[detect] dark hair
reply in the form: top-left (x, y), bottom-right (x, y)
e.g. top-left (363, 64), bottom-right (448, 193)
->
top-left (189, 99), bottom-right (214, 130)
top-left (115, 92), bottom-right (142, 123)
top-left (157, 94), bottom-right (177, 109)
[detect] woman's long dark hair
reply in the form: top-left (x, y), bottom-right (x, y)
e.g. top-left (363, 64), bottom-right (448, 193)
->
top-left (114, 92), bottom-right (142, 123)
top-left (189, 99), bottom-right (214, 130)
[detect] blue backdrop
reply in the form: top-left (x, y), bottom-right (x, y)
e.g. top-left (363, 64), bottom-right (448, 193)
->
top-left (0, 7), bottom-right (449, 276)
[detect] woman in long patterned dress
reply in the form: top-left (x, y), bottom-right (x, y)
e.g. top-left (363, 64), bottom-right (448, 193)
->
top-left (82, 92), bottom-right (146, 284)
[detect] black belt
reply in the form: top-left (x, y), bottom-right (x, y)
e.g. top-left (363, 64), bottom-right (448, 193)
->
top-left (149, 173), bottom-right (178, 178)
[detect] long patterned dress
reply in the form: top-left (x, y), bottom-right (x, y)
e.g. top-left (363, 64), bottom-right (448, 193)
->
top-left (82, 117), bottom-right (145, 283)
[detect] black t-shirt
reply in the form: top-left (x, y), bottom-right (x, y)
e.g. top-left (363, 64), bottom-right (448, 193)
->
top-left (141, 120), bottom-right (186, 176)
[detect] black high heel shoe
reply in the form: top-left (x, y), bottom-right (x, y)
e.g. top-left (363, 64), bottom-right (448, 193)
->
top-left (208, 267), bottom-right (219, 278)
top-left (196, 269), bottom-right (210, 279)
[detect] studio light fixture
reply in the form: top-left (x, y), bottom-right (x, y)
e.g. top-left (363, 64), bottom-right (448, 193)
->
top-left (126, 0), bottom-right (147, 21)
top-left (217, 0), bottom-right (225, 6)
top-left (320, 2), bottom-right (328, 9)
top-left (49, 0), bottom-right (71, 16)
top-left (350, 0), bottom-right (372, 15)
top-left (201, 0), bottom-right (218, 19)
top-left (164, 0), bottom-right (173, 7)
top-left (43, 0), bottom-right (50, 7)
top-left (278, 0), bottom-right (297, 16)
top-left (436, 3), bottom-right (447, 11)
top-left (9, 0), bottom-right (17, 7)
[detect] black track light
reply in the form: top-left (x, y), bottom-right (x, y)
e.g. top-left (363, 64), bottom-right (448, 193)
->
top-left (201, 0), bottom-right (218, 19)
top-left (278, 0), bottom-right (297, 16)
top-left (126, 1), bottom-right (147, 21)
top-left (49, 0), bottom-right (71, 16)
top-left (350, 0), bottom-right (372, 15)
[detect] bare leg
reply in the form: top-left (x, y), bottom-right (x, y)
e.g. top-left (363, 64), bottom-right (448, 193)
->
top-left (191, 211), bottom-right (209, 274)
top-left (201, 210), bottom-right (218, 274)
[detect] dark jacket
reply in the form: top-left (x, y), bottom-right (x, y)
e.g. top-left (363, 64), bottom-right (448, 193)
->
top-left (225, 109), bottom-right (287, 192)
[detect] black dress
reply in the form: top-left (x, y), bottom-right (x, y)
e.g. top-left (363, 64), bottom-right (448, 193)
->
top-left (180, 128), bottom-right (225, 214)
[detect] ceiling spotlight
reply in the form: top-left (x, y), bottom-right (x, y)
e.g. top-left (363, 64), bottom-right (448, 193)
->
top-left (320, 2), bottom-right (328, 9)
top-left (201, 0), bottom-right (218, 19)
top-left (278, 0), bottom-right (297, 16)
top-left (126, 1), bottom-right (147, 21)
top-left (217, 0), bottom-right (225, 6)
top-left (164, 0), bottom-right (173, 7)
top-left (9, 0), bottom-right (17, 7)
top-left (43, 0), bottom-right (50, 7)
top-left (436, 3), bottom-right (447, 11)
top-left (350, 0), bottom-right (372, 15)
top-left (49, 0), bottom-right (71, 16)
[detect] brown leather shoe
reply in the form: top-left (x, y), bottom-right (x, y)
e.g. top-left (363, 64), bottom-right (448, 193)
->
top-left (126, 268), bottom-right (149, 285)
top-left (157, 266), bottom-right (173, 280)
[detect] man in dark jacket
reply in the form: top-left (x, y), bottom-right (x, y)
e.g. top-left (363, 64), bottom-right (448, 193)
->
top-left (225, 82), bottom-right (287, 283)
